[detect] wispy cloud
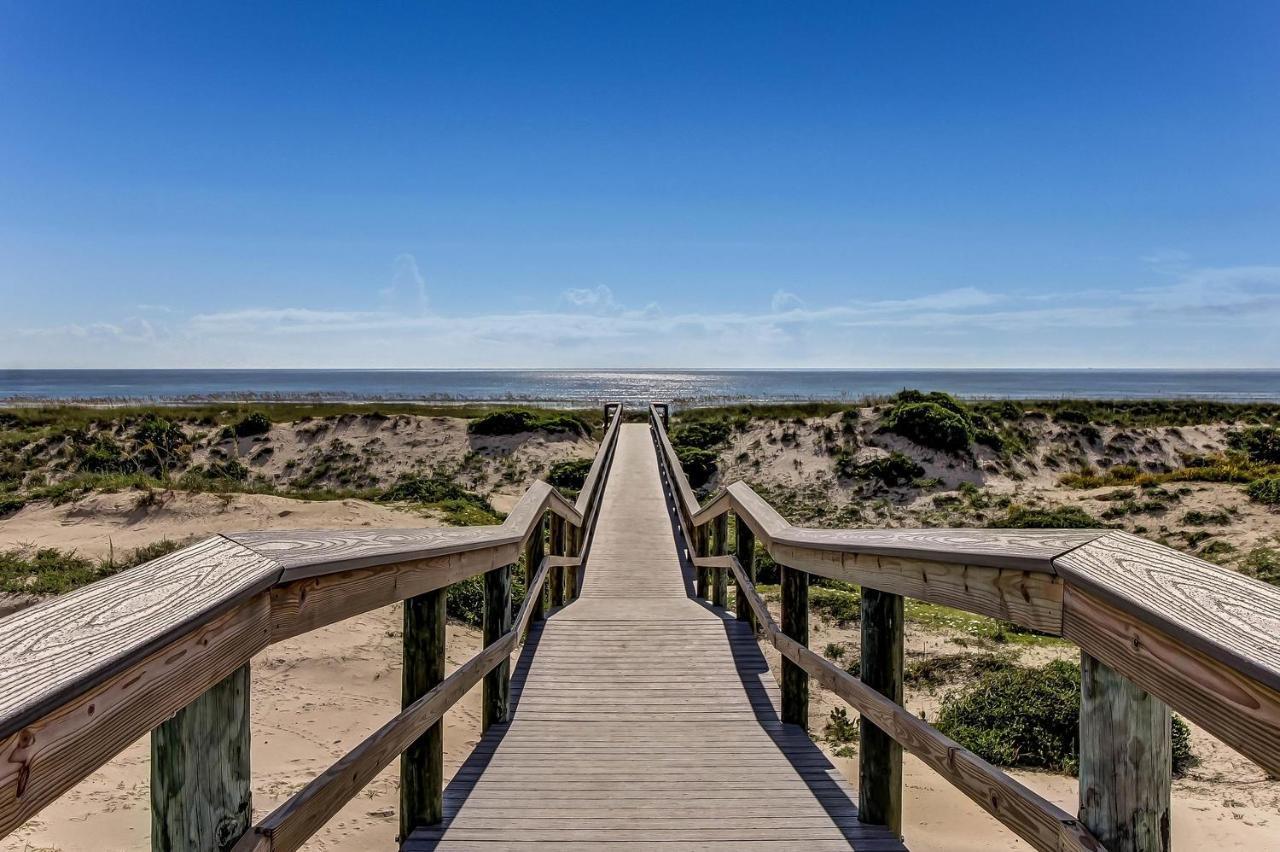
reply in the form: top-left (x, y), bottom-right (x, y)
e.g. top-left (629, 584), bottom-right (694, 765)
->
top-left (7, 261), bottom-right (1280, 368)
top-left (379, 254), bottom-right (429, 316)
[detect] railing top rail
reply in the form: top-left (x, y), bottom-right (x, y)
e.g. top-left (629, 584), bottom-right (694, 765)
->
top-left (0, 404), bottom-right (623, 745)
top-left (575, 402), bottom-right (624, 517)
top-left (647, 402), bottom-right (1280, 776)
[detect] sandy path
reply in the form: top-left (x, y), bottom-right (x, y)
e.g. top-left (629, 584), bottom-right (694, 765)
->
top-left (0, 491), bottom-right (429, 557)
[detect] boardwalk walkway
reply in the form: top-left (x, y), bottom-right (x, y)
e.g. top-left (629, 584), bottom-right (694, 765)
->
top-left (405, 424), bottom-right (905, 850)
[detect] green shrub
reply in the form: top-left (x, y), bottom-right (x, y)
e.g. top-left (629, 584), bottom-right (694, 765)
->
top-left (992, 505), bottom-right (1100, 529)
top-left (78, 436), bottom-right (130, 473)
top-left (468, 408), bottom-right (587, 437)
top-left (905, 653), bottom-right (1015, 688)
top-left (892, 389), bottom-right (967, 416)
top-left (974, 428), bottom-right (1005, 451)
top-left (382, 475), bottom-right (484, 505)
top-left (446, 567), bottom-right (528, 627)
top-left (1247, 477), bottom-right (1280, 505)
top-left (882, 402), bottom-right (974, 454)
top-left (754, 544), bottom-right (780, 585)
top-left (547, 458), bottom-right (593, 491)
top-left (937, 660), bottom-right (1194, 775)
top-left (0, 494), bottom-right (25, 517)
top-left (1229, 426), bottom-right (1280, 464)
top-left (233, 412), bottom-right (272, 438)
top-left (676, 446), bottom-right (718, 488)
top-left (824, 706), bottom-right (858, 756)
top-left (671, 420), bottom-right (731, 450)
top-left (1241, 547), bottom-right (1280, 586)
top-left (0, 540), bottom-right (188, 596)
top-left (809, 586), bottom-right (861, 625)
top-left (192, 459), bottom-right (249, 481)
top-left (851, 452), bottom-right (925, 487)
top-left (380, 475), bottom-right (497, 522)
top-left (1181, 509), bottom-right (1230, 526)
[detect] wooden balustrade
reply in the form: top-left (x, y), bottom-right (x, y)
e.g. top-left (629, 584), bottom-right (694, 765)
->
top-left (652, 403), bottom-right (1280, 852)
top-left (0, 404), bottom-right (623, 851)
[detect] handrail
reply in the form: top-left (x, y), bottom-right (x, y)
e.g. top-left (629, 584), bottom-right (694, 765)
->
top-left (0, 403), bottom-right (623, 840)
top-left (649, 403), bottom-right (1280, 834)
top-left (703, 553), bottom-right (1101, 851)
top-left (573, 401), bottom-right (623, 553)
top-left (232, 554), bottom-right (574, 852)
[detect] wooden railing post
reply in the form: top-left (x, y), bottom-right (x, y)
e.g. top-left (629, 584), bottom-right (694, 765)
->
top-left (711, 513), bottom-right (729, 608)
top-left (701, 524), bottom-right (711, 596)
top-left (151, 664), bottom-right (251, 852)
top-left (524, 514), bottom-right (546, 627)
top-left (859, 587), bottom-right (904, 837)
top-left (401, 587), bottom-right (445, 835)
top-left (780, 564), bottom-right (809, 728)
top-left (483, 564), bottom-right (513, 731)
top-left (1079, 652), bottom-right (1172, 852)
top-left (733, 515), bottom-right (755, 630)
top-left (566, 524), bottom-right (581, 601)
top-left (549, 514), bottom-right (566, 608)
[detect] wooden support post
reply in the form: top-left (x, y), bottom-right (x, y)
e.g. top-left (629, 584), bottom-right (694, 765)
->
top-left (524, 514), bottom-right (546, 626)
top-left (483, 564), bottom-right (512, 731)
top-left (734, 516), bottom-right (755, 630)
top-left (401, 587), bottom-right (446, 834)
top-left (1079, 652), bottom-right (1172, 852)
top-left (780, 565), bottom-right (809, 729)
top-left (151, 664), bottom-right (251, 852)
top-left (711, 513), bottom-right (728, 608)
top-left (859, 587), bottom-right (904, 836)
top-left (566, 524), bottom-right (581, 600)
top-left (695, 525), bottom-right (710, 599)
top-left (549, 514), bottom-right (566, 608)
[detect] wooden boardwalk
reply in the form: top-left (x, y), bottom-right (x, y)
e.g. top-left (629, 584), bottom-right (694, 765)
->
top-left (405, 424), bottom-right (905, 851)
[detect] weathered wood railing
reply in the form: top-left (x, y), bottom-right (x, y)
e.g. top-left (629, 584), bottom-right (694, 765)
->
top-left (0, 404), bottom-right (623, 851)
top-left (649, 403), bottom-right (1280, 852)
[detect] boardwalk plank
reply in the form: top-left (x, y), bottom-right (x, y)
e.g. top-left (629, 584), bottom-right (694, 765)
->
top-left (407, 424), bottom-right (903, 851)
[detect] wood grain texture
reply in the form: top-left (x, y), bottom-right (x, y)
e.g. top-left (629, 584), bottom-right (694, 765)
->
top-left (734, 518), bottom-right (756, 628)
top-left (729, 557), bottom-right (1101, 852)
top-left (1062, 584), bottom-right (1280, 778)
top-left (549, 515), bottom-right (566, 609)
top-left (523, 516), bottom-right (546, 626)
top-left (229, 481), bottom-right (579, 581)
top-left (402, 588), bottom-right (446, 835)
top-left (152, 663), bottom-right (252, 852)
top-left (0, 536), bottom-right (277, 740)
top-left (770, 542), bottom-right (1065, 634)
top-left (269, 545), bottom-right (517, 641)
top-left (0, 594), bottom-right (271, 839)
top-left (1079, 652), bottom-right (1171, 852)
top-left (711, 513), bottom-right (729, 609)
top-left (859, 588), bottom-right (903, 836)
top-left (1055, 531), bottom-right (1280, 693)
top-left (780, 564), bottom-right (809, 729)
top-left (483, 565), bottom-right (513, 731)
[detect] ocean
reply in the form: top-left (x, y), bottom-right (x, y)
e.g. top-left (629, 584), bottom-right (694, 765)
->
top-left (1, 369), bottom-right (1278, 406)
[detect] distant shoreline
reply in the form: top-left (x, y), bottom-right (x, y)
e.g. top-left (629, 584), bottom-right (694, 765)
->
top-left (3, 367), bottom-right (1279, 405)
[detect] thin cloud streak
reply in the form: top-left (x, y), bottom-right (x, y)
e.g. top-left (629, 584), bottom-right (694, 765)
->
top-left (7, 264), bottom-right (1280, 368)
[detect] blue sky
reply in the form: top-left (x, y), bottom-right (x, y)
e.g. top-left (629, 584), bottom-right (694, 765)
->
top-left (1, 1), bottom-right (1278, 368)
